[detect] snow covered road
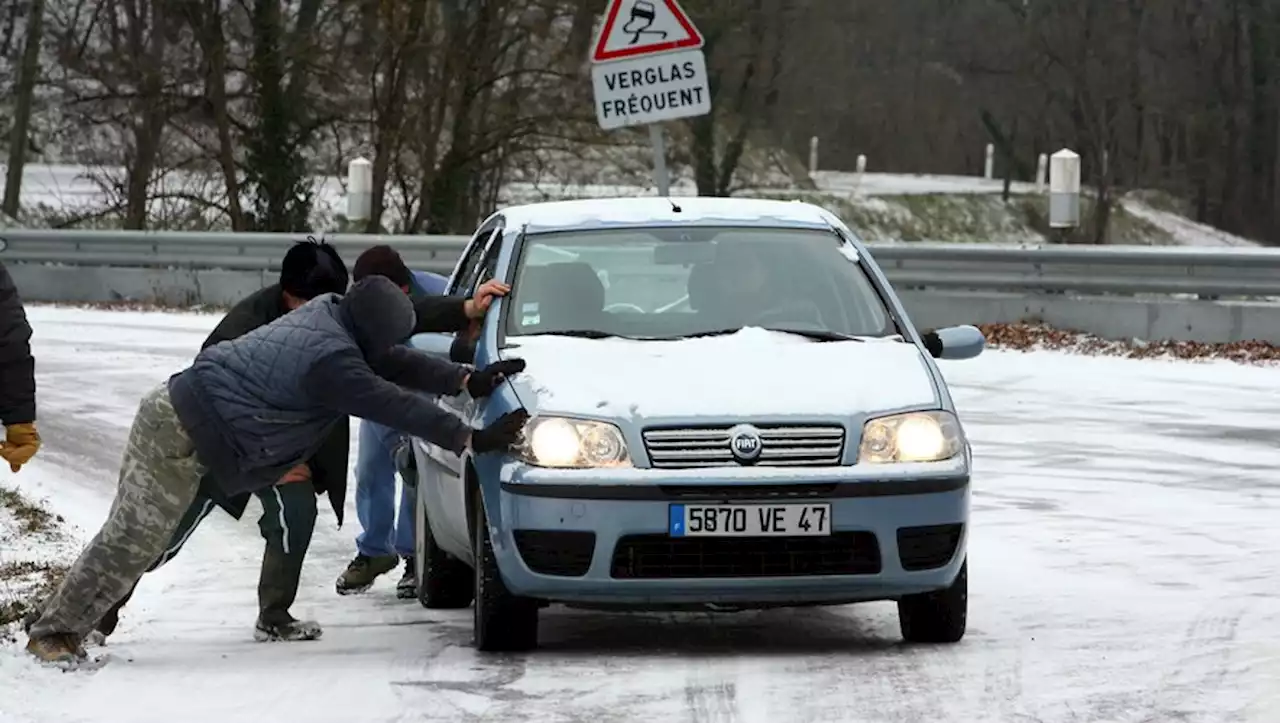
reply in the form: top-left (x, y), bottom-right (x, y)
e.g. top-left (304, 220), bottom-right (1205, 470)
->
top-left (2, 306), bottom-right (1279, 723)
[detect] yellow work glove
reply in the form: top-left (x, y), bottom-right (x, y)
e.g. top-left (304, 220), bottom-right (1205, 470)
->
top-left (0, 422), bottom-right (41, 473)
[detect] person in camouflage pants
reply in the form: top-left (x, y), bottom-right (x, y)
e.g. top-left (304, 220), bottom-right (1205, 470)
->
top-left (24, 276), bottom-right (529, 667)
top-left (26, 382), bottom-right (206, 662)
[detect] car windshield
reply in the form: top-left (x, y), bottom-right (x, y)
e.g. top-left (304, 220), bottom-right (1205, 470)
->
top-left (503, 226), bottom-right (895, 341)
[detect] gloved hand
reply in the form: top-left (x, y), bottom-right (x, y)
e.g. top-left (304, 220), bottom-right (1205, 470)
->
top-left (465, 359), bottom-right (526, 398)
top-left (0, 422), bottom-right (40, 473)
top-left (470, 410), bottom-right (530, 454)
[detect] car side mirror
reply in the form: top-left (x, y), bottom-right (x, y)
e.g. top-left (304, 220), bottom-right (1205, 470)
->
top-left (930, 325), bottom-right (986, 360)
top-left (408, 332), bottom-right (455, 358)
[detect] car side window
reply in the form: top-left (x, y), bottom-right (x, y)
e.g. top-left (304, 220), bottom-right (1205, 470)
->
top-left (468, 231), bottom-right (505, 295)
top-left (451, 225), bottom-right (502, 296)
top-left (448, 223), bottom-right (501, 296)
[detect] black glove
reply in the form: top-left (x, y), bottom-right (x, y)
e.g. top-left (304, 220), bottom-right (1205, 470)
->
top-left (471, 410), bottom-right (530, 454)
top-left (465, 359), bottom-right (526, 398)
top-left (921, 330), bottom-right (944, 358)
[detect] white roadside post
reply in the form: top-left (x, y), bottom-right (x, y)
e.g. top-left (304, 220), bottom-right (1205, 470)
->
top-left (1049, 148), bottom-right (1081, 241)
top-left (1035, 153), bottom-right (1048, 194)
top-left (849, 153), bottom-right (867, 199)
top-left (346, 157), bottom-right (372, 224)
top-left (589, 0), bottom-right (711, 197)
top-left (808, 136), bottom-right (819, 176)
top-left (984, 143), bottom-right (995, 180)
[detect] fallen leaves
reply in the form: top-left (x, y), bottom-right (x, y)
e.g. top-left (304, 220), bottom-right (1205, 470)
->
top-left (977, 322), bottom-right (1280, 366)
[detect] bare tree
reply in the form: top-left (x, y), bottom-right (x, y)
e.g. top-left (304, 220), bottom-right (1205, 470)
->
top-left (3, 0), bottom-right (45, 218)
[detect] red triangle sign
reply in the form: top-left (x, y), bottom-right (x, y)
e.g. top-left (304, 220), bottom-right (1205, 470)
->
top-left (591, 0), bottom-right (705, 63)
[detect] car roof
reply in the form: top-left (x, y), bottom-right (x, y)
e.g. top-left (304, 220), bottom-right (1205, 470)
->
top-left (494, 196), bottom-right (839, 234)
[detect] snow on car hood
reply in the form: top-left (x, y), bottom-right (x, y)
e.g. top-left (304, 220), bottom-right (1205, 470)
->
top-left (500, 327), bottom-right (939, 421)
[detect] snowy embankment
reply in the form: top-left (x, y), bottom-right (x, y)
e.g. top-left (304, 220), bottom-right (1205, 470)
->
top-left (1, 304), bottom-right (1279, 722)
top-left (0, 163), bottom-right (1262, 247)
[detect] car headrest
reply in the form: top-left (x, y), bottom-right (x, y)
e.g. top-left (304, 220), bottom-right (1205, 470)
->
top-left (686, 262), bottom-right (721, 312)
top-left (516, 262), bottom-right (605, 329)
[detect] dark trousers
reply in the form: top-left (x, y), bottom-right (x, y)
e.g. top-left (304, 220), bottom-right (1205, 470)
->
top-left (99, 479), bottom-right (318, 631)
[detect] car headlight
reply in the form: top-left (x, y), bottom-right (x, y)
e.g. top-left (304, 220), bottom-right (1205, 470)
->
top-left (856, 411), bottom-right (963, 464)
top-left (515, 416), bottom-right (631, 468)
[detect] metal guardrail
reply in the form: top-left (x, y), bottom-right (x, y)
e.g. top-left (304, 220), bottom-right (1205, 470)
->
top-left (1, 229), bottom-right (1279, 298)
top-left (0, 229), bottom-right (470, 275)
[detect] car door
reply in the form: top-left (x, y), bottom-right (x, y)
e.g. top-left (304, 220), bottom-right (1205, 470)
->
top-left (418, 220), bottom-right (505, 552)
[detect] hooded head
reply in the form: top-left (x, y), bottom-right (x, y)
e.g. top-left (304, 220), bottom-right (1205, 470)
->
top-left (338, 275), bottom-right (416, 355)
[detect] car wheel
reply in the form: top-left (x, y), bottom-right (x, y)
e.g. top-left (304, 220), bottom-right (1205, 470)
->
top-left (414, 483), bottom-right (473, 610)
top-left (897, 559), bottom-right (967, 644)
top-left (471, 486), bottom-right (539, 652)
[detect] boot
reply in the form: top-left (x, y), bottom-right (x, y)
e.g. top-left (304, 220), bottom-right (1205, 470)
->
top-left (254, 614), bottom-right (323, 642)
top-left (335, 553), bottom-right (399, 595)
top-left (26, 633), bottom-right (87, 665)
top-left (396, 557), bottom-right (417, 600)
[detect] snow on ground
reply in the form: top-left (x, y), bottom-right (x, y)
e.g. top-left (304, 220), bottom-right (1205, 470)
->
top-left (812, 170), bottom-right (1040, 196)
top-left (1123, 200), bottom-right (1259, 248)
top-left (1, 307), bottom-right (1280, 722)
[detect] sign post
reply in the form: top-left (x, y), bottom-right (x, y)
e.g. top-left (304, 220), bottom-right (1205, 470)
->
top-left (589, 0), bottom-right (711, 196)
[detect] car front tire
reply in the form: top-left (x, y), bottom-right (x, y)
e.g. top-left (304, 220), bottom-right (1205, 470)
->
top-left (471, 486), bottom-right (539, 652)
top-left (414, 484), bottom-right (473, 610)
top-left (897, 559), bottom-right (967, 644)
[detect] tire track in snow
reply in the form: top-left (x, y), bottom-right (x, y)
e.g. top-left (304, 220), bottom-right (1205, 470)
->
top-left (1135, 605), bottom-right (1247, 723)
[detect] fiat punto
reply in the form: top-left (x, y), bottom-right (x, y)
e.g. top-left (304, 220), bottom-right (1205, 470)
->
top-left (407, 197), bottom-right (984, 651)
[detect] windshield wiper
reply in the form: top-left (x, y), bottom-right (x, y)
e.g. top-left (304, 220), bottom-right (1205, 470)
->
top-left (674, 327), bottom-right (867, 342)
top-left (521, 329), bottom-right (620, 339)
top-left (762, 328), bottom-right (867, 342)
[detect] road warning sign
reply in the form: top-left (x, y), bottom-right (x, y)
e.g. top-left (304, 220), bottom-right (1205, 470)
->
top-left (590, 0), bottom-right (705, 63)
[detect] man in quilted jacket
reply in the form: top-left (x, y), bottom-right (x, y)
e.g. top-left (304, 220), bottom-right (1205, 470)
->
top-left (23, 275), bottom-right (531, 667)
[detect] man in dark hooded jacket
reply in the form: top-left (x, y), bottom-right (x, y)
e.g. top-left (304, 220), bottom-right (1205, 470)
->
top-left (24, 276), bottom-right (529, 666)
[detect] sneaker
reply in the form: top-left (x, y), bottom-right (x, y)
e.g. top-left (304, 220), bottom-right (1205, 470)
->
top-left (396, 557), bottom-right (417, 600)
top-left (253, 616), bottom-right (323, 642)
top-left (26, 633), bottom-right (87, 665)
top-left (335, 553), bottom-right (399, 595)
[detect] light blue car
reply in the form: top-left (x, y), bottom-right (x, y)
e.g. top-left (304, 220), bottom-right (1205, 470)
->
top-left (407, 197), bottom-right (985, 652)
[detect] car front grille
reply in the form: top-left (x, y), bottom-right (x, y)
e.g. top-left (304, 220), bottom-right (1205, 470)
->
top-left (610, 532), bottom-right (881, 579)
top-left (896, 524), bottom-right (964, 571)
top-left (642, 425), bottom-right (846, 468)
top-left (513, 530), bottom-right (596, 577)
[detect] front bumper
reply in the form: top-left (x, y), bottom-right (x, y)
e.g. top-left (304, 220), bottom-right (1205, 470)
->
top-left (484, 459), bottom-right (970, 607)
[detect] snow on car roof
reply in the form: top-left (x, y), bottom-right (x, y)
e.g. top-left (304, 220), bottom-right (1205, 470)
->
top-left (496, 197), bottom-right (840, 234)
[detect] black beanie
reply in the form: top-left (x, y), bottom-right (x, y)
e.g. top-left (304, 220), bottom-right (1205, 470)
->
top-left (280, 238), bottom-right (350, 300)
top-left (338, 276), bottom-right (416, 354)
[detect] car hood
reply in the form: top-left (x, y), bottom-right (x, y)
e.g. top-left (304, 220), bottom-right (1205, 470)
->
top-left (499, 328), bottom-right (939, 421)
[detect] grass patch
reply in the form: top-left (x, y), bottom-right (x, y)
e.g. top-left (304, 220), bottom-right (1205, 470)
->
top-left (0, 485), bottom-right (70, 641)
top-left (0, 561), bottom-right (67, 636)
top-left (0, 486), bottom-right (60, 535)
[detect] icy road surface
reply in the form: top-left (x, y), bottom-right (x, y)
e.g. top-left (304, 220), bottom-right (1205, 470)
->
top-left (2, 306), bottom-right (1279, 723)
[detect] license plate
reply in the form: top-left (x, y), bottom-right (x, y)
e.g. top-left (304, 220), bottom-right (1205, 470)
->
top-left (668, 503), bottom-right (831, 537)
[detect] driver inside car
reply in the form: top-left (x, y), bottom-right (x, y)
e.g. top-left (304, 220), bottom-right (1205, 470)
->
top-left (690, 242), bottom-right (824, 329)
